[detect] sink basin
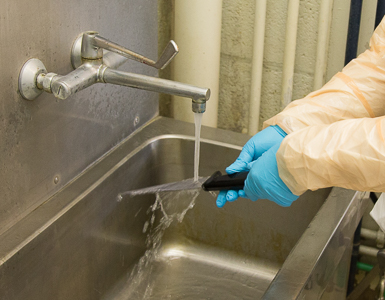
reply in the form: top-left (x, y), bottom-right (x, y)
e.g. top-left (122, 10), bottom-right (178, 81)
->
top-left (0, 117), bottom-right (369, 299)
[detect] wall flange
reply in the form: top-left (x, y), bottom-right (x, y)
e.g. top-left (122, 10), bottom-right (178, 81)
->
top-left (18, 59), bottom-right (47, 100)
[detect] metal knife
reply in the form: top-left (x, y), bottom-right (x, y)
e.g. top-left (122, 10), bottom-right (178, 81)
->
top-left (121, 171), bottom-right (249, 197)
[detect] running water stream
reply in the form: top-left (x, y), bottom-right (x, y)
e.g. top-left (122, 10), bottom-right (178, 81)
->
top-left (194, 112), bottom-right (203, 182)
top-left (115, 112), bottom-right (208, 298)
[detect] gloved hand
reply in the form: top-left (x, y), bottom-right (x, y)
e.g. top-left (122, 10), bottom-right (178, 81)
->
top-left (216, 125), bottom-right (298, 207)
top-left (243, 143), bottom-right (299, 206)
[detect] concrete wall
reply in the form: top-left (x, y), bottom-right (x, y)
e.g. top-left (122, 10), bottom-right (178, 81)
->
top-left (218, 0), bottom-right (320, 132)
top-left (159, 0), bottom-right (374, 133)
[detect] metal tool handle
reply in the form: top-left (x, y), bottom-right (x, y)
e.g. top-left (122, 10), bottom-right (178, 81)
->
top-left (82, 32), bottom-right (178, 70)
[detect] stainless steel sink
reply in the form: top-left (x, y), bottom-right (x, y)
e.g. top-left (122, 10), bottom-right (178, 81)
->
top-left (0, 117), bottom-right (369, 299)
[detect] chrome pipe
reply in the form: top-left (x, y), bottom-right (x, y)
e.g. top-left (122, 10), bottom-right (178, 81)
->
top-left (359, 245), bottom-right (379, 257)
top-left (361, 228), bottom-right (385, 248)
top-left (50, 63), bottom-right (100, 100)
top-left (19, 31), bottom-right (209, 113)
top-left (102, 68), bottom-right (210, 112)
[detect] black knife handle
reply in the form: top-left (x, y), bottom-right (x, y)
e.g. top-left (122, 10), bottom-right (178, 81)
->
top-left (202, 171), bottom-right (249, 191)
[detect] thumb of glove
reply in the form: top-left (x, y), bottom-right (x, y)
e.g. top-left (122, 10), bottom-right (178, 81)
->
top-left (226, 158), bottom-right (249, 174)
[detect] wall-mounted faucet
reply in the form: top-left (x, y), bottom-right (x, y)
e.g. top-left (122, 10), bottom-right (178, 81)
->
top-left (18, 31), bottom-right (210, 113)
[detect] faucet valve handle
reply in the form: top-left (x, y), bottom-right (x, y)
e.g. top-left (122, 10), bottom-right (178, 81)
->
top-left (152, 40), bottom-right (179, 69)
top-left (81, 32), bottom-right (178, 70)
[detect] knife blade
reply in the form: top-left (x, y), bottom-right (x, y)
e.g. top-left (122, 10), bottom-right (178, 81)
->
top-left (119, 171), bottom-right (249, 197)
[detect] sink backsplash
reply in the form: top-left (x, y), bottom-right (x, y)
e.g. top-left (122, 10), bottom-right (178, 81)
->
top-left (0, 0), bottom-right (158, 235)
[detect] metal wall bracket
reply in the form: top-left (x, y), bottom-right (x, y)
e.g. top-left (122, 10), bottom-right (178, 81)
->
top-left (18, 59), bottom-right (47, 100)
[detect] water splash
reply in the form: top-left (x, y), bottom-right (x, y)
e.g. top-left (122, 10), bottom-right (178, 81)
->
top-left (209, 191), bottom-right (217, 198)
top-left (116, 194), bottom-right (123, 202)
top-left (124, 190), bottom-right (200, 298)
top-left (117, 177), bottom-right (206, 198)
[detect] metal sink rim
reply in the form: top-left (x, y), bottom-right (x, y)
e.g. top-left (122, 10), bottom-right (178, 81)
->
top-left (0, 117), bottom-right (370, 299)
top-left (0, 117), bottom-right (247, 266)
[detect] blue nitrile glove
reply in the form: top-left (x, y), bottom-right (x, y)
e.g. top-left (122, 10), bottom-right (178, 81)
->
top-left (216, 125), bottom-right (287, 208)
top-left (244, 143), bottom-right (299, 206)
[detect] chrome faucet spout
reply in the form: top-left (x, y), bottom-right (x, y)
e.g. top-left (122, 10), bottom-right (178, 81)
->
top-left (102, 68), bottom-right (210, 113)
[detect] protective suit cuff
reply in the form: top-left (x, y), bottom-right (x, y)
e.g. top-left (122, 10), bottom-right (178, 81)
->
top-left (276, 143), bottom-right (307, 196)
top-left (271, 125), bottom-right (287, 138)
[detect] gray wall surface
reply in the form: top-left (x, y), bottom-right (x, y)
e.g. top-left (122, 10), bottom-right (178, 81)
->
top-left (0, 0), bottom-right (158, 235)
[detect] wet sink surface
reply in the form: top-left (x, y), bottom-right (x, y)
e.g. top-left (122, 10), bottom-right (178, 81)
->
top-left (0, 117), bottom-right (368, 300)
top-left (97, 123), bottom-right (329, 299)
top-left (110, 244), bottom-right (278, 299)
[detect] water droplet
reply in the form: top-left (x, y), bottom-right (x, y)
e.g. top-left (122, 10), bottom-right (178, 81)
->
top-left (143, 221), bottom-right (149, 233)
top-left (134, 115), bottom-right (140, 126)
top-left (209, 191), bottom-right (217, 198)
